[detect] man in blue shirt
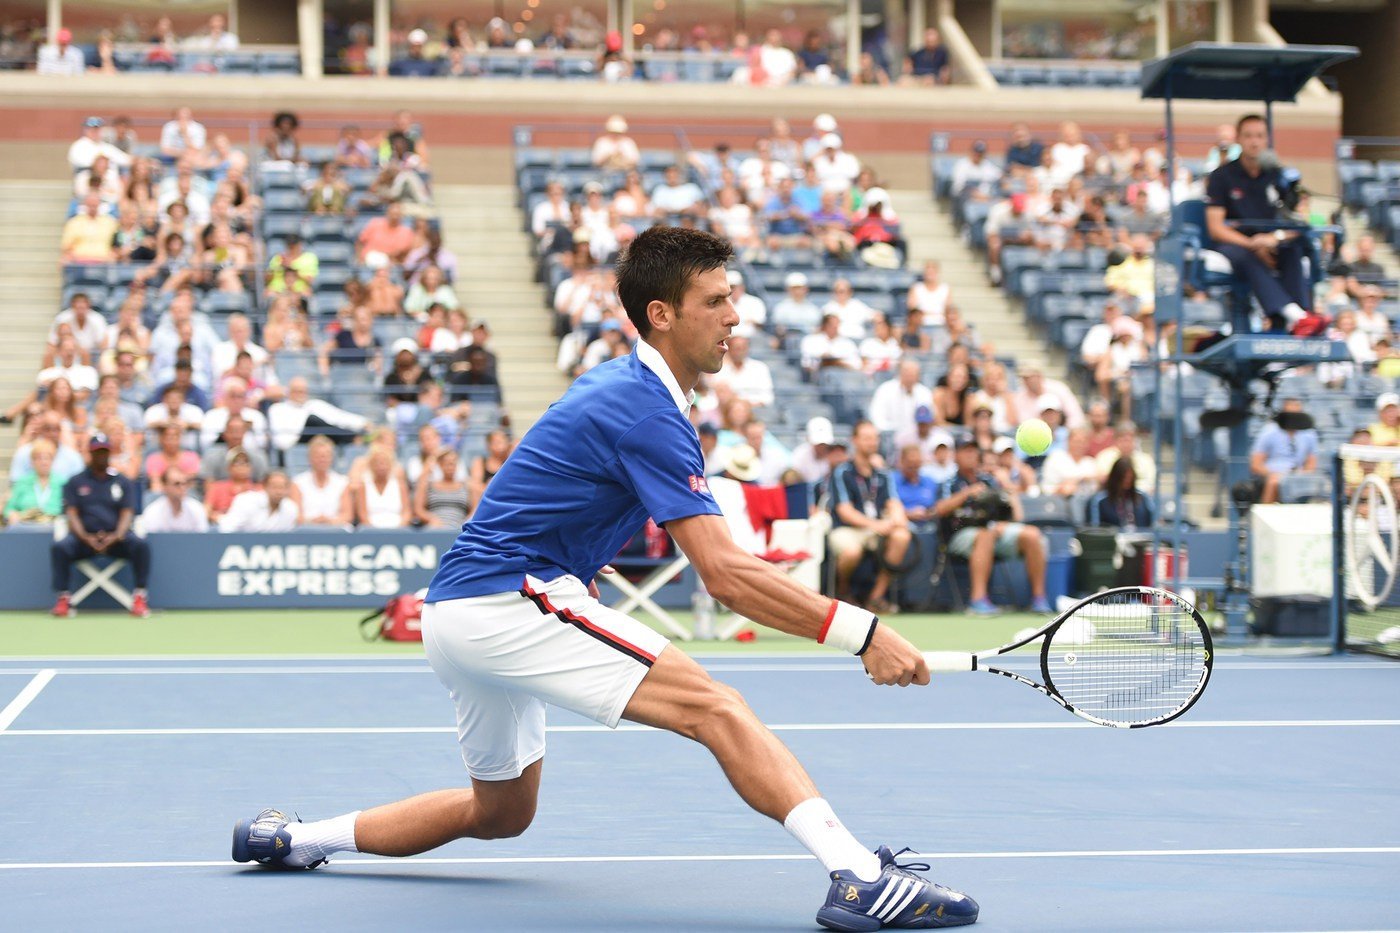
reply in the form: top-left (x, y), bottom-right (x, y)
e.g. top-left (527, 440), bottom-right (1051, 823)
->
top-left (234, 227), bottom-right (976, 930)
top-left (903, 28), bottom-right (950, 85)
top-left (829, 421), bottom-right (912, 615)
top-left (1249, 400), bottom-right (1319, 503)
top-left (892, 443), bottom-right (939, 524)
top-left (50, 434), bottom-right (149, 619)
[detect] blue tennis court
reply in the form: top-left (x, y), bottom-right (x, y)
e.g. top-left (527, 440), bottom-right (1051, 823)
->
top-left (0, 653), bottom-right (1396, 931)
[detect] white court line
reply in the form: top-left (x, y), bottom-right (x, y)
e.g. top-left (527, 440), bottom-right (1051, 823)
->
top-left (3, 719), bottom-right (1398, 737)
top-left (1, 845), bottom-right (1397, 871)
top-left (0, 670), bottom-right (55, 732)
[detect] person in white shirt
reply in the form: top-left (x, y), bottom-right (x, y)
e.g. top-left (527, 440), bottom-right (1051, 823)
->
top-left (1079, 301), bottom-right (1142, 371)
top-left (713, 333), bottom-right (774, 407)
top-left (950, 140), bottom-right (1002, 201)
top-left (292, 436), bottom-right (353, 526)
top-left (591, 115), bottom-right (640, 172)
top-left (1034, 187), bottom-right (1081, 252)
top-left (49, 294), bottom-right (108, 360)
top-left (37, 28), bottom-right (86, 76)
top-left (141, 467), bottom-right (211, 533)
top-left (37, 337), bottom-right (98, 397)
top-left (211, 314), bottom-right (272, 383)
top-left (651, 165), bottom-right (706, 216)
top-left (799, 314), bottom-right (860, 373)
top-left (790, 416), bottom-right (837, 485)
top-left (726, 271), bottom-right (767, 329)
top-left (268, 377), bottom-right (369, 452)
top-left (868, 359), bottom-right (934, 436)
top-left (1049, 122), bottom-right (1091, 184)
top-left (68, 117), bottom-right (134, 172)
top-left (220, 471), bottom-right (300, 533)
top-left (758, 29), bottom-right (797, 87)
top-left (1040, 427), bottom-right (1100, 499)
top-left (859, 314), bottom-right (903, 374)
top-left (200, 378), bottom-right (270, 451)
top-left (771, 272), bottom-right (821, 335)
top-left (709, 187), bottom-right (760, 254)
top-left (906, 261), bottom-right (951, 326)
top-left (186, 14), bottom-right (239, 51)
top-left (143, 385), bottom-right (206, 439)
top-left (743, 420), bottom-right (791, 485)
top-left (529, 181), bottom-right (572, 239)
top-left (822, 278), bottom-right (876, 339)
top-left (160, 107), bottom-right (208, 161)
top-left (811, 135), bottom-right (861, 193)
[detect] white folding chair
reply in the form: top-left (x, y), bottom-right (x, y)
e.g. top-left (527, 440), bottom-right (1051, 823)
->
top-left (53, 516), bottom-right (141, 611)
top-left (606, 552), bottom-right (693, 641)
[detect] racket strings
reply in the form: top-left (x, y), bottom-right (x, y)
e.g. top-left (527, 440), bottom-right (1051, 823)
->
top-left (1043, 593), bottom-right (1208, 725)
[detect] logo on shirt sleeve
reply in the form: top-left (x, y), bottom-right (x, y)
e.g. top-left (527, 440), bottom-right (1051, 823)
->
top-left (688, 475), bottom-right (710, 494)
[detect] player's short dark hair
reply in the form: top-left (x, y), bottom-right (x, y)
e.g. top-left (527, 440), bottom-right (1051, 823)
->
top-left (615, 225), bottom-right (733, 338)
top-left (1236, 113), bottom-right (1267, 135)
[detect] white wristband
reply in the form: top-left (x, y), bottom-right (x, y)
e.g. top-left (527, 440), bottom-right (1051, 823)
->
top-left (819, 600), bottom-right (879, 656)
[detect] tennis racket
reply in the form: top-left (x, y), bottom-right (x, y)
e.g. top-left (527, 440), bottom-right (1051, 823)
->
top-left (923, 587), bottom-right (1213, 728)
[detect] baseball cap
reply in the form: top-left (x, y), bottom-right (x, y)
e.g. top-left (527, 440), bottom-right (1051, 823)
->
top-left (914, 405), bottom-right (934, 425)
top-left (930, 429), bottom-right (954, 449)
top-left (582, 180), bottom-right (604, 195)
top-left (864, 187), bottom-right (890, 208)
top-left (953, 432), bottom-right (979, 449)
top-left (1010, 193), bottom-right (1028, 212)
top-left (56, 28), bottom-right (72, 43)
top-left (600, 319), bottom-right (623, 333)
top-left (605, 114), bottom-right (628, 134)
top-left (813, 113), bottom-right (838, 132)
top-left (390, 337), bottom-right (419, 357)
top-left (83, 116), bottom-right (104, 129)
top-left (1377, 392), bottom-right (1400, 412)
top-left (993, 436), bottom-right (1016, 454)
top-left (972, 140), bottom-right (987, 153)
top-left (784, 272), bottom-right (809, 289)
top-left (471, 320), bottom-right (490, 331)
top-left (806, 416), bottom-right (835, 446)
top-left (727, 270), bottom-right (744, 287)
top-left (1037, 393), bottom-right (1063, 412)
top-left (697, 422), bottom-right (718, 438)
top-left (88, 433), bottom-right (113, 451)
top-left (820, 133), bottom-right (842, 150)
top-left (407, 28), bottom-right (428, 44)
top-left (226, 446), bottom-right (250, 466)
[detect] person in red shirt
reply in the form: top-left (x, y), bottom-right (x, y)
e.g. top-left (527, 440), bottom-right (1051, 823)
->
top-left (356, 202), bottom-right (416, 265)
top-left (144, 423), bottom-right (202, 494)
top-left (203, 447), bottom-right (262, 524)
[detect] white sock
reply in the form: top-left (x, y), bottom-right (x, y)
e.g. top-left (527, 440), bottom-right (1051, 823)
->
top-left (783, 798), bottom-right (881, 882)
top-left (1280, 302), bottom-right (1306, 325)
top-left (284, 811), bottom-right (360, 867)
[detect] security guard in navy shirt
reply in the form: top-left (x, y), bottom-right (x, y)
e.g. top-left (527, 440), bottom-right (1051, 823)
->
top-left (51, 434), bottom-right (151, 618)
top-left (1204, 113), bottom-right (1323, 335)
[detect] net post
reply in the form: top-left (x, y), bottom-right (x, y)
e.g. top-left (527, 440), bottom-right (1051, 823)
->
top-left (1332, 449), bottom-right (1344, 654)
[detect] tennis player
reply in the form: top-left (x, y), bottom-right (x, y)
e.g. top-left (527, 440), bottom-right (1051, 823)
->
top-left (233, 227), bottom-right (978, 930)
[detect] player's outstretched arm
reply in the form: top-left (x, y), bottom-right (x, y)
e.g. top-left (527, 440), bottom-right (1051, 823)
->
top-left (667, 514), bottom-right (928, 686)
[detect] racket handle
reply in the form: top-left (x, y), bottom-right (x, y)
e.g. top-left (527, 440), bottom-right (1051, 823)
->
top-left (924, 651), bottom-right (976, 673)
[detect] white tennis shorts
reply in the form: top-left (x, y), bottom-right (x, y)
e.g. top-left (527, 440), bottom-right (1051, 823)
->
top-left (421, 573), bottom-right (670, 781)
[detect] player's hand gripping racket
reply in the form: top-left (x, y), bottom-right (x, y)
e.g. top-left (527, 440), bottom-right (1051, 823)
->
top-left (923, 587), bottom-right (1213, 728)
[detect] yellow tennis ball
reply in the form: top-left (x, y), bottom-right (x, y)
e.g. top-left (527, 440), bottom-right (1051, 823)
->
top-left (1015, 418), bottom-right (1053, 456)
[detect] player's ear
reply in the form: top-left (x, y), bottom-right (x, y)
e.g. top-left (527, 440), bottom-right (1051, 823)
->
top-left (646, 299), bottom-right (674, 334)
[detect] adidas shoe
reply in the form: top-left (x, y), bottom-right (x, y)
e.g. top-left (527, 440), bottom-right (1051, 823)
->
top-left (816, 846), bottom-right (978, 930)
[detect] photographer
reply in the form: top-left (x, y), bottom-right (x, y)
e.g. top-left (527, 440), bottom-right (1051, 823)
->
top-left (828, 421), bottom-right (912, 615)
top-left (1204, 114), bottom-right (1322, 335)
top-left (933, 433), bottom-right (1050, 616)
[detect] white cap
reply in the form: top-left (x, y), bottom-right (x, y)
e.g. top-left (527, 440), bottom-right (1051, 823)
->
top-left (993, 436), bottom-right (1016, 454)
top-left (731, 322), bottom-right (755, 339)
top-left (514, 38), bottom-right (534, 53)
top-left (820, 132), bottom-right (842, 150)
top-left (605, 114), bottom-right (628, 134)
top-left (784, 271), bottom-right (809, 289)
top-left (930, 429), bottom-right (954, 449)
top-left (724, 444), bottom-right (762, 482)
top-left (363, 250), bottom-right (390, 270)
top-left (863, 187), bottom-right (890, 207)
top-left (726, 269), bottom-right (744, 287)
top-left (1377, 392), bottom-right (1400, 411)
top-left (391, 337), bottom-right (419, 357)
top-left (1036, 393), bottom-right (1063, 412)
top-left (806, 416), bottom-right (835, 446)
top-left (407, 28), bottom-right (428, 44)
top-left (814, 113), bottom-right (838, 132)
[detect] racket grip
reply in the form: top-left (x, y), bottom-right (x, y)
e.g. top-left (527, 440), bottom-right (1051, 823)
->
top-left (924, 651), bottom-right (976, 673)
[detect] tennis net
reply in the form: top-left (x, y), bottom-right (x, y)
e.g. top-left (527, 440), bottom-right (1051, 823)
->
top-left (1333, 444), bottom-right (1400, 658)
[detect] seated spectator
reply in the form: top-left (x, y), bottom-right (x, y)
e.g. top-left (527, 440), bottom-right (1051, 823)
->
top-left (1049, 122), bottom-right (1091, 182)
top-left (414, 449), bottom-right (470, 529)
top-left (141, 466), bottom-right (210, 532)
top-left (262, 297), bottom-right (315, 355)
top-left (1095, 422), bottom-right (1156, 490)
top-left (37, 336), bottom-right (98, 399)
top-left (266, 235), bottom-right (319, 293)
top-left (951, 140), bottom-right (1002, 203)
top-left (900, 307), bottom-right (933, 354)
top-left (903, 27), bottom-right (950, 85)
top-left (828, 421), bottom-right (912, 614)
top-left (143, 385), bottom-right (205, 444)
top-left (3, 438), bottom-right (65, 525)
top-left (37, 27), bottom-right (85, 76)
top-left (201, 414), bottom-right (269, 482)
top-left (853, 51), bottom-right (891, 87)
top-left (984, 193), bottom-right (1034, 284)
top-left (1088, 316), bottom-right (1146, 422)
top-left (1249, 400), bottom-right (1319, 504)
top-left (823, 279), bottom-right (876, 340)
top-left (426, 306), bottom-right (470, 354)
top-left (404, 224), bottom-right (459, 285)
top-left (447, 345), bottom-right (500, 400)
top-left (354, 447), bottom-right (411, 528)
top-left (870, 359), bottom-right (934, 437)
top-left (1355, 285), bottom-right (1391, 342)
top-left (893, 444), bottom-right (939, 524)
top-left (1084, 399), bottom-right (1115, 455)
top-left (391, 29), bottom-right (440, 77)
top-left (144, 423), bottom-right (201, 494)
top-left (741, 419), bottom-right (791, 486)
top-left (334, 123), bottom-right (375, 168)
top-left (204, 448), bottom-right (261, 524)
top-left (799, 314), bottom-right (860, 373)
top-left (322, 305), bottom-right (383, 374)
top-left (860, 314), bottom-right (903, 374)
top-left (1004, 122), bottom-right (1044, 175)
top-left (1087, 457), bottom-right (1155, 529)
top-left (375, 109), bottom-right (431, 167)
top-left (611, 170), bottom-right (652, 219)
top-left (1104, 234), bottom-right (1156, 314)
top-left (1118, 188), bottom-right (1167, 239)
top-left (405, 265), bottom-right (458, 317)
top-left (1370, 393), bottom-right (1400, 446)
top-left (220, 470), bottom-right (299, 532)
top-left (382, 340), bottom-right (427, 405)
top-left (200, 378), bottom-right (269, 451)
top-left (771, 272), bottom-right (821, 336)
top-left (709, 186), bottom-right (760, 256)
top-left (261, 111), bottom-right (302, 165)
top-left (61, 193), bottom-right (118, 264)
top-left (895, 406), bottom-right (947, 462)
top-left (305, 162), bottom-right (350, 215)
top-left (592, 115), bottom-right (640, 172)
top-left (365, 264), bottom-right (406, 316)
top-left (1097, 131), bottom-right (1142, 182)
top-left (934, 433), bottom-right (1050, 615)
top-left (69, 117), bottom-right (133, 172)
top-left (790, 416), bottom-right (837, 485)
top-left (189, 13), bottom-right (239, 51)
top-left (50, 435), bottom-right (151, 618)
top-left (531, 181), bottom-right (572, 242)
top-left (811, 134), bottom-right (861, 194)
top-left (357, 202), bottom-right (416, 265)
top-left (9, 412), bottom-right (83, 483)
top-left (651, 165), bottom-right (706, 218)
top-left (94, 371), bottom-right (146, 432)
top-left (757, 29), bottom-right (797, 87)
top-left (763, 178), bottom-right (811, 249)
top-left (291, 436), bottom-right (353, 526)
top-left (469, 430), bottom-right (512, 509)
top-left (725, 272), bottom-right (767, 329)
top-left (1013, 364), bottom-right (1084, 429)
top-left (1034, 187), bottom-right (1080, 252)
top-left (931, 362), bottom-right (975, 426)
top-left (268, 377), bottom-right (368, 452)
top-left (991, 437), bottom-right (1037, 494)
top-left (907, 261), bottom-right (951, 327)
top-left (211, 314), bottom-right (271, 386)
top-left (1040, 427), bottom-right (1100, 499)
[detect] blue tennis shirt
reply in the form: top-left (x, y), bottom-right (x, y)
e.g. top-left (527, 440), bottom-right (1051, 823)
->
top-left (427, 339), bottom-right (722, 601)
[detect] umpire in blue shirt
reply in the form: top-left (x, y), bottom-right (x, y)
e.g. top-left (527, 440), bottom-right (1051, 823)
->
top-left (51, 434), bottom-right (150, 618)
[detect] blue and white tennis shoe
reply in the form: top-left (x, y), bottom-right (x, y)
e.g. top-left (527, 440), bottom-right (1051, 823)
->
top-left (231, 808), bottom-right (323, 869)
top-left (816, 846), bottom-right (978, 930)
